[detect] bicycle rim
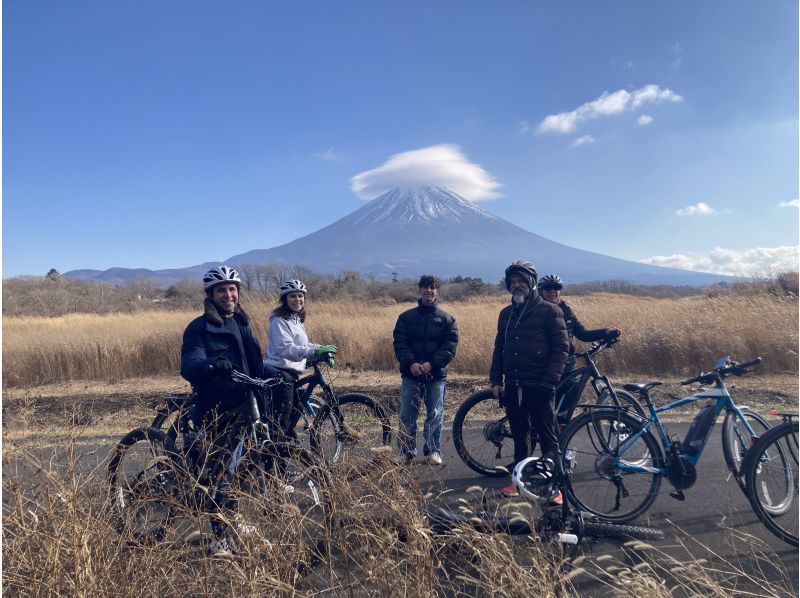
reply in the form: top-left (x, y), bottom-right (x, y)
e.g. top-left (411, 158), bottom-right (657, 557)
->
top-left (452, 390), bottom-right (512, 477)
top-left (333, 393), bottom-right (393, 462)
top-left (746, 422), bottom-right (798, 546)
top-left (562, 410), bottom-right (662, 522)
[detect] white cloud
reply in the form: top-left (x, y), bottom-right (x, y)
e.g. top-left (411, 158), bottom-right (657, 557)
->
top-left (638, 115), bottom-right (654, 126)
top-left (537, 84), bottom-right (682, 134)
top-left (313, 146), bottom-right (345, 161)
top-left (674, 202), bottom-right (716, 216)
top-left (350, 144), bottom-right (502, 201)
top-left (640, 245), bottom-right (799, 276)
top-left (778, 199), bottom-right (799, 208)
top-left (570, 135), bottom-right (595, 148)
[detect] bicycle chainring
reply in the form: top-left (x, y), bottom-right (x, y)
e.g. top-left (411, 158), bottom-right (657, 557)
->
top-left (666, 455), bottom-right (697, 490)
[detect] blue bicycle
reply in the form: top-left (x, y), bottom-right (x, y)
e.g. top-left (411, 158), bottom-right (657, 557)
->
top-left (559, 356), bottom-right (770, 522)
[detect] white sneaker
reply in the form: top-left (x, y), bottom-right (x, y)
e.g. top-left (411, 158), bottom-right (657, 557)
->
top-left (428, 452), bottom-right (443, 466)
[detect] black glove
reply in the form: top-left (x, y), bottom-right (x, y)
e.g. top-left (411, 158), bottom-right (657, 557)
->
top-left (606, 328), bottom-right (621, 341)
top-left (212, 357), bottom-right (233, 379)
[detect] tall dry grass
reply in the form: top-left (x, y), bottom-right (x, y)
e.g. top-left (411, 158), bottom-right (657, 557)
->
top-left (3, 294), bottom-right (797, 388)
top-left (3, 427), bottom-right (794, 596)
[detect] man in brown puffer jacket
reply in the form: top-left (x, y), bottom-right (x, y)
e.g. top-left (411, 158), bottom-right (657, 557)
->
top-left (489, 260), bottom-right (569, 498)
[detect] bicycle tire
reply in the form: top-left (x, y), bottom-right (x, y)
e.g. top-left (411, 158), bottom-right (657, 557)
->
top-left (596, 388), bottom-right (646, 419)
top-left (561, 409), bottom-right (663, 522)
top-left (326, 393), bottom-right (394, 465)
top-left (452, 390), bottom-right (512, 478)
top-left (582, 519), bottom-right (664, 541)
top-left (721, 408), bottom-right (772, 492)
top-left (107, 426), bottom-right (182, 544)
top-left (744, 421), bottom-right (798, 546)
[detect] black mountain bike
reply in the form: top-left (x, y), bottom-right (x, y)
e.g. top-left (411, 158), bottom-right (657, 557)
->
top-left (742, 412), bottom-right (798, 546)
top-left (151, 355), bottom-right (391, 466)
top-left (452, 339), bottom-right (644, 477)
top-left (107, 371), bottom-right (332, 553)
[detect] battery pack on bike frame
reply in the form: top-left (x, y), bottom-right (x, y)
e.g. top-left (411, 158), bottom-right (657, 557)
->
top-left (682, 404), bottom-right (717, 458)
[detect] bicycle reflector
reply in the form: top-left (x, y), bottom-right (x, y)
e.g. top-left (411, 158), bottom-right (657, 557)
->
top-left (512, 457), bottom-right (555, 503)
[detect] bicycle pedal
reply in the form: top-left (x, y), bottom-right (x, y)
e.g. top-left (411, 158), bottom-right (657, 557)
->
top-left (669, 490), bottom-right (686, 501)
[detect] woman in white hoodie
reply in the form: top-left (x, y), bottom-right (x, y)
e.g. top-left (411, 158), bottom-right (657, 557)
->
top-left (265, 279), bottom-right (337, 439)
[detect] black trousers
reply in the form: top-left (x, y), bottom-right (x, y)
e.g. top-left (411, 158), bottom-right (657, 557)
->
top-left (505, 384), bottom-right (558, 465)
top-left (263, 365), bottom-right (298, 441)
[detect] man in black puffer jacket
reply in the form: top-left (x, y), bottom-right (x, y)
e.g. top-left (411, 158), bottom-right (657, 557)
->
top-left (393, 275), bottom-right (458, 465)
top-left (490, 261), bottom-right (569, 498)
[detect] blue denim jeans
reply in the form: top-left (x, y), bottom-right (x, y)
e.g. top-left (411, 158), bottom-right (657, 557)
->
top-left (397, 377), bottom-right (446, 457)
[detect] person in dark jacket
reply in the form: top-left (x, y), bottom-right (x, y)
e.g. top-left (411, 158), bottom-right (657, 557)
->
top-left (393, 275), bottom-right (458, 465)
top-left (538, 274), bottom-right (620, 373)
top-left (489, 261), bottom-right (569, 499)
top-left (181, 265), bottom-right (265, 421)
top-left (179, 265), bottom-right (265, 555)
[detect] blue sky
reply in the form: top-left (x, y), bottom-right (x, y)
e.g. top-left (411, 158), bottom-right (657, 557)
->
top-left (3, 1), bottom-right (798, 277)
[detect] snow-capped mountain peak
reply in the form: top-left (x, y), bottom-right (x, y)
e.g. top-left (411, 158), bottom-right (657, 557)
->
top-left (348, 186), bottom-right (499, 228)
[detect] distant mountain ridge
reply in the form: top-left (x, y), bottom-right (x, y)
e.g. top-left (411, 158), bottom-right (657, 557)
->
top-left (65, 186), bottom-right (732, 286)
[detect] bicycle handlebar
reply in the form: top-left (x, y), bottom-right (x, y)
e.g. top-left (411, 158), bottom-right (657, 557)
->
top-left (229, 370), bottom-right (287, 389)
top-left (575, 337), bottom-right (619, 359)
top-left (680, 356), bottom-right (763, 386)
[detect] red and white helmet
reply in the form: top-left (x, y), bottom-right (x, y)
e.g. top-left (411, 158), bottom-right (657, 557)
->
top-left (203, 265), bottom-right (241, 291)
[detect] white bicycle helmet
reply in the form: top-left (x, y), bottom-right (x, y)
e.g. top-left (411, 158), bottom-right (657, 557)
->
top-left (512, 456), bottom-right (555, 503)
top-left (203, 265), bottom-right (241, 291)
top-left (280, 279), bottom-right (308, 297)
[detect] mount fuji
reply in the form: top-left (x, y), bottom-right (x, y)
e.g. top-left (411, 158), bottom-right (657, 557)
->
top-left (66, 187), bottom-right (730, 285)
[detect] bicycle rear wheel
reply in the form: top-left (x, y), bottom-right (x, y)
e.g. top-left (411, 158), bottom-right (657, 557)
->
top-left (596, 388), bottom-right (646, 419)
top-left (561, 409), bottom-right (663, 522)
top-left (722, 408), bottom-right (772, 492)
top-left (329, 393), bottom-right (393, 462)
top-left (744, 421), bottom-right (798, 546)
top-left (107, 427), bottom-right (182, 544)
top-left (452, 390), bottom-right (512, 477)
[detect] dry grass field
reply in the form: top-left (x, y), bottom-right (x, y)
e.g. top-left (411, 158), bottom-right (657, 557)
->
top-left (3, 293), bottom-right (797, 388)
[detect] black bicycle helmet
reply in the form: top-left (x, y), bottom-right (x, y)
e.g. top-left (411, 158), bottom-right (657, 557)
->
top-left (538, 274), bottom-right (564, 291)
top-left (504, 259), bottom-right (538, 292)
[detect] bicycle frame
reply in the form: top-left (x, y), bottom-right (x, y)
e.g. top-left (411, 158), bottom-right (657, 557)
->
top-left (613, 377), bottom-right (759, 474)
top-left (555, 344), bottom-right (626, 426)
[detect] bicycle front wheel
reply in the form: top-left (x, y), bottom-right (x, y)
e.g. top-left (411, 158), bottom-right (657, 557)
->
top-left (722, 408), bottom-right (772, 492)
top-left (744, 421), bottom-right (798, 546)
top-left (561, 409), bottom-right (663, 522)
top-left (107, 426), bottom-right (182, 544)
top-left (337, 392), bottom-right (393, 452)
top-left (452, 390), bottom-right (512, 477)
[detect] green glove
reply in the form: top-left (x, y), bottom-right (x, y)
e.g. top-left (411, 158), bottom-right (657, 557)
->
top-left (315, 345), bottom-right (337, 356)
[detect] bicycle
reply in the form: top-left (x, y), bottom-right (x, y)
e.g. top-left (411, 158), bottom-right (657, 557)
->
top-left (107, 371), bottom-right (332, 555)
top-left (742, 411), bottom-right (798, 546)
top-left (452, 338), bottom-right (645, 477)
top-left (559, 356), bottom-right (770, 522)
top-left (429, 445), bottom-right (664, 553)
top-left (151, 354), bottom-right (391, 466)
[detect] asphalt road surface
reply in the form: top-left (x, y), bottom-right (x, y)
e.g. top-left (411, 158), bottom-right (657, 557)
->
top-left (417, 420), bottom-right (799, 595)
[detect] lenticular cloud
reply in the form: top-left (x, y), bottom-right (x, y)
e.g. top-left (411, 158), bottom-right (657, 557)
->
top-left (537, 84), bottom-right (682, 134)
top-left (350, 144), bottom-right (502, 201)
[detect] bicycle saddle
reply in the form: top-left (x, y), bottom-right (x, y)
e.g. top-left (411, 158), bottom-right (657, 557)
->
top-left (623, 381), bottom-right (664, 393)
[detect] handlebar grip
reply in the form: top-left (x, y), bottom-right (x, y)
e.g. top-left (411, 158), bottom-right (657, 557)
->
top-left (739, 357), bottom-right (762, 369)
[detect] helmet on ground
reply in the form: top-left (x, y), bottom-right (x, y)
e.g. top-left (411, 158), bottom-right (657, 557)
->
top-left (280, 279), bottom-right (308, 297)
top-left (538, 274), bottom-right (564, 291)
top-left (504, 260), bottom-right (538, 292)
top-left (512, 456), bottom-right (555, 503)
top-left (203, 265), bottom-right (241, 291)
